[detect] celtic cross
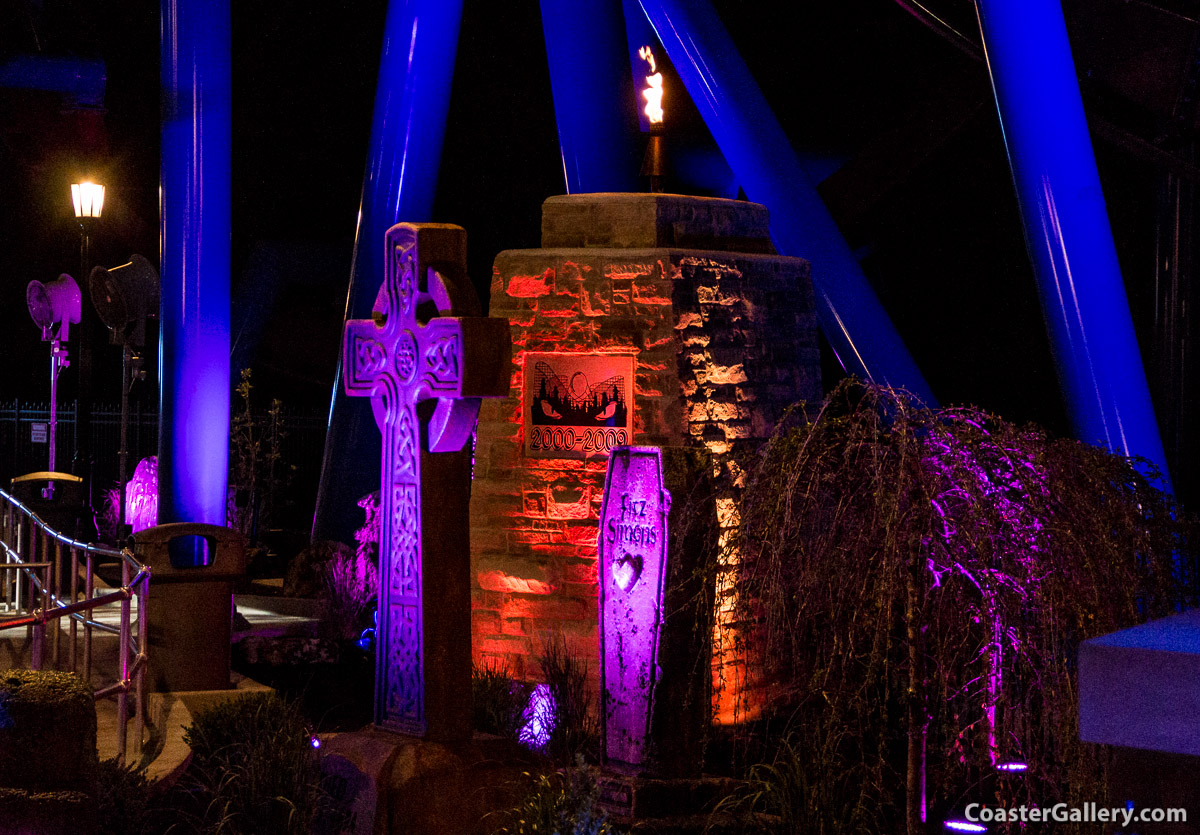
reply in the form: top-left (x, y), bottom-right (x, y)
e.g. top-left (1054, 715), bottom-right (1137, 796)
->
top-left (344, 223), bottom-right (510, 738)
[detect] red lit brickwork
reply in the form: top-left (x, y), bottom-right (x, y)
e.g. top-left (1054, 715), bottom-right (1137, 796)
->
top-left (469, 194), bottom-right (820, 720)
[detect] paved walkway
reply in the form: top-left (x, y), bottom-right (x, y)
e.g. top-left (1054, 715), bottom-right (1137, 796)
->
top-left (1, 591), bottom-right (319, 782)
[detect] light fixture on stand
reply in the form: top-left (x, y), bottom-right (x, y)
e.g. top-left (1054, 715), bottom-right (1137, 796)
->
top-left (26, 274), bottom-right (82, 498)
top-left (71, 180), bottom-right (104, 506)
top-left (89, 254), bottom-right (159, 536)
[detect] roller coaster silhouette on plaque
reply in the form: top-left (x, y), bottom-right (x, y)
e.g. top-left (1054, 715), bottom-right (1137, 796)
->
top-left (524, 353), bottom-right (634, 460)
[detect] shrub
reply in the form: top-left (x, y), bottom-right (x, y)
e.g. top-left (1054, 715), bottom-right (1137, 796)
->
top-left (174, 692), bottom-right (338, 834)
top-left (538, 634), bottom-right (600, 765)
top-left (491, 756), bottom-right (622, 835)
top-left (354, 490), bottom-right (380, 566)
top-left (710, 731), bottom-right (865, 835)
top-left (0, 670), bottom-right (97, 793)
top-left (228, 369), bottom-right (295, 542)
top-left (95, 758), bottom-right (156, 835)
top-left (0, 787), bottom-right (95, 834)
top-left (727, 379), bottom-right (1195, 834)
top-left (320, 547), bottom-right (379, 641)
top-left (473, 660), bottom-right (531, 740)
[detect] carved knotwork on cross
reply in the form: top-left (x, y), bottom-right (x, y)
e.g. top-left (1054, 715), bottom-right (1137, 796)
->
top-left (344, 223), bottom-right (510, 738)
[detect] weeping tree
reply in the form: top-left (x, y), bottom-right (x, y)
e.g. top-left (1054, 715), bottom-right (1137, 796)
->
top-left (727, 379), bottom-right (1195, 835)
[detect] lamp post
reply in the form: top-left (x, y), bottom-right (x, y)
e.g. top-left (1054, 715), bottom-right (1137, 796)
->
top-left (72, 182), bottom-right (104, 276)
top-left (71, 180), bottom-right (103, 515)
top-left (89, 255), bottom-right (158, 538)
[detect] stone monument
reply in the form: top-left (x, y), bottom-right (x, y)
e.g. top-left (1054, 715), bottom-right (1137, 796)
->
top-left (343, 222), bottom-right (510, 738)
top-left (469, 193), bottom-right (821, 720)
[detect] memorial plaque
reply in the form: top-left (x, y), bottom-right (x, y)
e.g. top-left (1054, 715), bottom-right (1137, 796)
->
top-left (524, 352), bottom-right (634, 460)
top-left (30, 423), bottom-right (47, 444)
top-left (598, 446), bottom-right (671, 766)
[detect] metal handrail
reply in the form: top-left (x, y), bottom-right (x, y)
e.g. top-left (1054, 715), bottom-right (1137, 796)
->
top-left (0, 487), bottom-right (150, 765)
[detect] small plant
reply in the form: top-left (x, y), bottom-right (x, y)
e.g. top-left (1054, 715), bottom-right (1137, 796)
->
top-left (95, 758), bottom-right (157, 835)
top-left (228, 369), bottom-right (295, 543)
top-left (96, 485), bottom-right (121, 542)
top-left (710, 730), bottom-right (867, 835)
top-left (538, 633), bottom-right (600, 765)
top-left (473, 660), bottom-right (531, 740)
top-left (320, 547), bottom-right (379, 641)
top-left (491, 756), bottom-right (622, 835)
top-left (173, 692), bottom-right (340, 834)
top-left (355, 490), bottom-right (380, 566)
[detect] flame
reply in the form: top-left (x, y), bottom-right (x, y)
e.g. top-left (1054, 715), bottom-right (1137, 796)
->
top-left (638, 45), bottom-right (657, 74)
top-left (638, 46), bottom-right (664, 125)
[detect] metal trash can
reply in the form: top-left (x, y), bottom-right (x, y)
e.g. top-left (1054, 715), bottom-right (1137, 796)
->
top-left (133, 523), bottom-right (245, 692)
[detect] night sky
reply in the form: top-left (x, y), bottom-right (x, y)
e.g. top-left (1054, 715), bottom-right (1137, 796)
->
top-left (1, 0), bottom-right (1196, 495)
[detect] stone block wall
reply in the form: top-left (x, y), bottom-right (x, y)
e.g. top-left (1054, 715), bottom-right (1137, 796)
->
top-left (468, 194), bottom-right (821, 716)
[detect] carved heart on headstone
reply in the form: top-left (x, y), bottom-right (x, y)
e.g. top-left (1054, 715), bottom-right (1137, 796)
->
top-left (612, 553), bottom-right (643, 591)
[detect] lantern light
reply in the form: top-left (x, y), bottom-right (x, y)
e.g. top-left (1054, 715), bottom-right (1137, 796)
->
top-left (71, 181), bottom-right (105, 219)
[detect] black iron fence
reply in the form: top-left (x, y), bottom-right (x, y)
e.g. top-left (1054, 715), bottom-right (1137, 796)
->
top-left (0, 401), bottom-right (328, 531)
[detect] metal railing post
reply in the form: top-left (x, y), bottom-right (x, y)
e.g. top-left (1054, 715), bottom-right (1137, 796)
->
top-left (84, 553), bottom-right (93, 682)
top-left (51, 538), bottom-right (61, 666)
top-left (115, 559), bottom-right (131, 764)
top-left (134, 569), bottom-right (148, 753)
top-left (31, 557), bottom-right (45, 671)
top-left (15, 517), bottom-right (24, 612)
top-left (2, 506), bottom-right (10, 612)
top-left (69, 545), bottom-right (79, 672)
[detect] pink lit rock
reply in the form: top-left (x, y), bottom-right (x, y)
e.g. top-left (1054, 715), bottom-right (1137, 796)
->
top-left (126, 456), bottom-right (159, 533)
top-left (598, 446), bottom-right (671, 766)
top-left (519, 683), bottom-right (555, 750)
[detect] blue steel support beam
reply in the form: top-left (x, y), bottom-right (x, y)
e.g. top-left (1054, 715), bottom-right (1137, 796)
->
top-left (975, 0), bottom-right (1171, 486)
top-left (159, 0), bottom-right (231, 525)
top-left (312, 0), bottom-right (464, 544)
top-left (635, 0), bottom-right (936, 407)
top-left (540, 0), bottom-right (641, 193)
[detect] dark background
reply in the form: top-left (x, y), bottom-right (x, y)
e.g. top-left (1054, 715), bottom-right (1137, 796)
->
top-left (1, 0), bottom-right (1197, 502)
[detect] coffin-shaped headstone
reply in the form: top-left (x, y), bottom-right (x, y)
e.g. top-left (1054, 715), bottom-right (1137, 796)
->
top-left (599, 446), bottom-right (671, 766)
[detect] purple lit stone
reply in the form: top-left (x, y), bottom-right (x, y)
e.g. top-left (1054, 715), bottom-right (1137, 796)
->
top-left (126, 456), bottom-right (159, 533)
top-left (519, 683), bottom-right (555, 751)
top-left (598, 446), bottom-right (671, 766)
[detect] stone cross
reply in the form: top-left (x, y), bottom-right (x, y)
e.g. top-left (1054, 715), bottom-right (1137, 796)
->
top-left (598, 446), bottom-right (672, 765)
top-left (344, 223), bottom-right (510, 739)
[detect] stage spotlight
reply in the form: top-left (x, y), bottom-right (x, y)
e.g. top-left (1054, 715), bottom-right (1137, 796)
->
top-left (89, 254), bottom-right (159, 346)
top-left (26, 274), bottom-right (80, 478)
top-left (26, 273), bottom-right (81, 342)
